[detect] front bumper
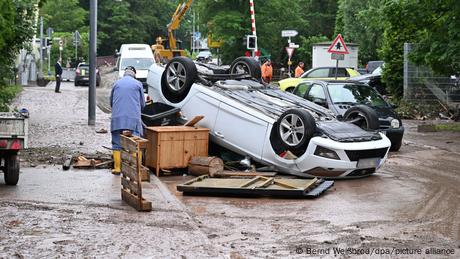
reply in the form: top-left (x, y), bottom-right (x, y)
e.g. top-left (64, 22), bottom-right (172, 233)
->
top-left (263, 133), bottom-right (391, 179)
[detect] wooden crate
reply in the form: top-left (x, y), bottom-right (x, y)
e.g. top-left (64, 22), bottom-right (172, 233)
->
top-left (120, 134), bottom-right (152, 212)
top-left (144, 126), bottom-right (209, 176)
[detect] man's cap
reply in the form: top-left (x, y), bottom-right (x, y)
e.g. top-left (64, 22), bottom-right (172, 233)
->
top-left (125, 66), bottom-right (137, 74)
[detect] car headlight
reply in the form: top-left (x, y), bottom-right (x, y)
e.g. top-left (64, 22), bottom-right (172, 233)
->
top-left (390, 119), bottom-right (400, 128)
top-left (314, 146), bottom-right (340, 160)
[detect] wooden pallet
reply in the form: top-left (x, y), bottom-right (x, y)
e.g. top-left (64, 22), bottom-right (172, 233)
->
top-left (120, 134), bottom-right (152, 212)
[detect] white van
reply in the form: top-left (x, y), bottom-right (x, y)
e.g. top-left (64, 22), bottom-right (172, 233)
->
top-left (116, 44), bottom-right (155, 91)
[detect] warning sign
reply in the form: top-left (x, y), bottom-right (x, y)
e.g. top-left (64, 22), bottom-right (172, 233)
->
top-left (327, 34), bottom-right (349, 55)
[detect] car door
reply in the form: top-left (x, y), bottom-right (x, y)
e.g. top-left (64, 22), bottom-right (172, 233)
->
top-left (305, 83), bottom-right (328, 108)
top-left (213, 103), bottom-right (268, 160)
top-left (180, 92), bottom-right (220, 131)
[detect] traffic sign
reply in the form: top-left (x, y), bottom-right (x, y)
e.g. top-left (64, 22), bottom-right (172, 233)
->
top-left (289, 42), bottom-right (299, 48)
top-left (331, 53), bottom-right (345, 60)
top-left (281, 30), bottom-right (298, 37)
top-left (59, 40), bottom-right (63, 47)
top-left (327, 34), bottom-right (349, 54)
top-left (285, 47), bottom-right (294, 58)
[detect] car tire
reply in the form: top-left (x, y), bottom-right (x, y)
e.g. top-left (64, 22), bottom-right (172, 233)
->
top-left (229, 57), bottom-right (261, 79)
top-left (343, 105), bottom-right (380, 130)
top-left (273, 109), bottom-right (316, 152)
top-left (4, 154), bottom-right (19, 185)
top-left (161, 56), bottom-right (197, 103)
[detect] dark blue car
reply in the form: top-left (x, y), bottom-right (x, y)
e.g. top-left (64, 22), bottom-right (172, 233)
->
top-left (293, 80), bottom-right (404, 151)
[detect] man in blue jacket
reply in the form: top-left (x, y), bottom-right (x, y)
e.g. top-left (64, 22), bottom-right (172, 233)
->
top-left (110, 66), bottom-right (145, 174)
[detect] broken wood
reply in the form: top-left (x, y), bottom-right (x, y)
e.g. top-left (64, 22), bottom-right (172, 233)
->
top-left (184, 115), bottom-right (204, 127)
top-left (188, 156), bottom-right (224, 177)
top-left (120, 134), bottom-right (151, 212)
top-left (212, 171), bottom-right (277, 178)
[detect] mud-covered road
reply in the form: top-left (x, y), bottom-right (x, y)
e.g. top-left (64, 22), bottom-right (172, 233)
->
top-left (0, 81), bottom-right (459, 258)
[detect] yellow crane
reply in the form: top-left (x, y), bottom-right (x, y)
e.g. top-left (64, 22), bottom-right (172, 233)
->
top-left (152, 0), bottom-right (193, 62)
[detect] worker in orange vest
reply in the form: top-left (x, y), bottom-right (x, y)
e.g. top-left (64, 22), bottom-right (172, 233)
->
top-left (295, 62), bottom-right (305, 77)
top-left (261, 59), bottom-right (273, 83)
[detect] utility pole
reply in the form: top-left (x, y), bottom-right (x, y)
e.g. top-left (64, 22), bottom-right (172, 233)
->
top-left (39, 17), bottom-right (43, 79)
top-left (88, 0), bottom-right (97, 126)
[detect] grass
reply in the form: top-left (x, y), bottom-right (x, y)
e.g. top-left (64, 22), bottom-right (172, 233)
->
top-left (435, 123), bottom-right (460, 132)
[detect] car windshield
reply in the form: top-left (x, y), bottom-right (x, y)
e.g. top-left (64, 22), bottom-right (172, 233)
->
top-left (120, 58), bottom-right (154, 70)
top-left (327, 84), bottom-right (388, 107)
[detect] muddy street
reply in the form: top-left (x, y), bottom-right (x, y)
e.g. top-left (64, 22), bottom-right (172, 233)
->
top-left (1, 82), bottom-right (459, 258)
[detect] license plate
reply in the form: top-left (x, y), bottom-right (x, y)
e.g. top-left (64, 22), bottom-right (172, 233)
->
top-left (357, 158), bottom-right (380, 168)
top-left (82, 77), bottom-right (89, 80)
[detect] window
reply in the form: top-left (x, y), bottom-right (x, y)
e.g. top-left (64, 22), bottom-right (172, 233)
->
top-left (293, 82), bottom-right (311, 97)
top-left (304, 68), bottom-right (329, 78)
top-left (306, 84), bottom-right (327, 107)
top-left (329, 68), bottom-right (347, 77)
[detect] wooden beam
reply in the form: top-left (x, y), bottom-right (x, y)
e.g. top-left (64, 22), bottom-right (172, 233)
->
top-left (121, 189), bottom-right (152, 212)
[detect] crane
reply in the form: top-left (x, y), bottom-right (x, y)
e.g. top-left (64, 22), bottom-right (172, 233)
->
top-left (152, 0), bottom-right (193, 62)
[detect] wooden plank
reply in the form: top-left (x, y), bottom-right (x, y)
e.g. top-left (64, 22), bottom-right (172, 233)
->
top-left (121, 189), bottom-right (152, 212)
top-left (146, 126), bottom-right (209, 133)
top-left (121, 177), bottom-right (140, 195)
top-left (213, 171), bottom-right (277, 178)
top-left (121, 161), bottom-right (139, 182)
top-left (184, 115), bottom-right (204, 126)
top-left (121, 150), bottom-right (138, 165)
top-left (120, 135), bottom-right (148, 151)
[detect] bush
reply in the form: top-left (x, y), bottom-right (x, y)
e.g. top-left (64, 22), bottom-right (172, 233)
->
top-left (0, 85), bottom-right (22, 112)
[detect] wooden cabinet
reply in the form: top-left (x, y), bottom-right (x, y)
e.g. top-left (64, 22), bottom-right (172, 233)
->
top-left (144, 126), bottom-right (209, 176)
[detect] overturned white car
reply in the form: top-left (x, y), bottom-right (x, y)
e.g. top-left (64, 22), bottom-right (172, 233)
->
top-left (146, 57), bottom-right (391, 178)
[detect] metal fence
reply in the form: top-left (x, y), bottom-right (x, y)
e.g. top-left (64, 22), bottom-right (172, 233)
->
top-left (403, 43), bottom-right (460, 109)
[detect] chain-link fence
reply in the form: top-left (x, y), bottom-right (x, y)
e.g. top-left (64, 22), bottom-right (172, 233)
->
top-left (404, 43), bottom-right (460, 109)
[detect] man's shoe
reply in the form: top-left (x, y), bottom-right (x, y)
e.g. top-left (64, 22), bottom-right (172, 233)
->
top-left (55, 91), bottom-right (61, 93)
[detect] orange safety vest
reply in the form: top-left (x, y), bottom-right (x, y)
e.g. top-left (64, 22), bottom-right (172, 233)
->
top-left (261, 64), bottom-right (273, 81)
top-left (295, 66), bottom-right (304, 77)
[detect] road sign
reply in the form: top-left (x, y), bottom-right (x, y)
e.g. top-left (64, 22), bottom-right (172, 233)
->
top-left (327, 34), bottom-right (349, 54)
top-left (281, 30), bottom-right (298, 37)
top-left (285, 47), bottom-right (294, 58)
top-left (59, 40), bottom-right (63, 47)
top-left (331, 53), bottom-right (345, 60)
top-left (289, 42), bottom-right (299, 48)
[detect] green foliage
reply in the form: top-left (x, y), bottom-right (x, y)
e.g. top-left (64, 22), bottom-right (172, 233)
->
top-left (97, 0), bottom-right (176, 56)
top-left (0, 85), bottom-right (22, 112)
top-left (40, 0), bottom-right (87, 32)
top-left (297, 35), bottom-right (329, 68)
top-left (196, 0), bottom-right (337, 64)
top-left (379, 0), bottom-right (420, 99)
top-left (0, 0), bottom-right (39, 84)
top-left (335, 0), bottom-right (385, 65)
top-left (408, 0), bottom-right (460, 75)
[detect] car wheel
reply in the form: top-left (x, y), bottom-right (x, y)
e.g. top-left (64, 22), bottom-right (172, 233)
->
top-left (273, 109), bottom-right (316, 151)
top-left (343, 105), bottom-right (379, 130)
top-left (229, 57), bottom-right (261, 79)
top-left (4, 154), bottom-right (19, 185)
top-left (161, 56), bottom-right (197, 103)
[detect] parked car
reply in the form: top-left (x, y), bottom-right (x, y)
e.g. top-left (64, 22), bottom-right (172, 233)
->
top-left (146, 56), bottom-right (391, 178)
top-left (293, 80), bottom-right (404, 151)
top-left (74, 63), bottom-right (101, 86)
top-left (196, 50), bottom-right (212, 63)
top-left (365, 61), bottom-right (384, 74)
top-left (278, 67), bottom-right (360, 92)
top-left (116, 44), bottom-right (155, 92)
top-left (350, 64), bottom-right (387, 95)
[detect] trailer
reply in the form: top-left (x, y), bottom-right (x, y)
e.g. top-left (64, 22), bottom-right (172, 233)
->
top-left (0, 111), bottom-right (28, 185)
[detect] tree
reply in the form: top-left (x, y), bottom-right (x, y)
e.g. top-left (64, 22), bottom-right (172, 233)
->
top-left (1, 0), bottom-right (40, 83)
top-left (408, 0), bottom-right (460, 75)
top-left (379, 0), bottom-right (421, 99)
top-left (335, 0), bottom-right (385, 65)
top-left (39, 0), bottom-right (87, 33)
